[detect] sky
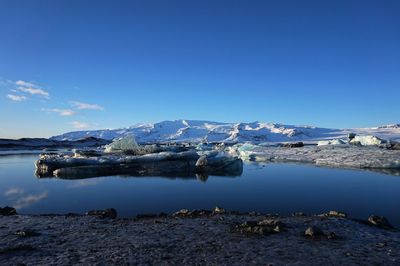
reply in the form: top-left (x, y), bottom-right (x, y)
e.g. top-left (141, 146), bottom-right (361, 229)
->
top-left (0, 0), bottom-right (399, 138)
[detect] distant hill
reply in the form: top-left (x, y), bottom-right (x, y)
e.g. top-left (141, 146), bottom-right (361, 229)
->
top-left (0, 137), bottom-right (110, 149)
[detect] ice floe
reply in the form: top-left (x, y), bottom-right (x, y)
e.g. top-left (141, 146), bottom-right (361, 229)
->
top-left (229, 144), bottom-right (400, 174)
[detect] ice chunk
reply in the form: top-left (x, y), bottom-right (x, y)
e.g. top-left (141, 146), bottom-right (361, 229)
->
top-left (317, 139), bottom-right (347, 146)
top-left (104, 135), bottom-right (138, 153)
top-left (349, 135), bottom-right (385, 146)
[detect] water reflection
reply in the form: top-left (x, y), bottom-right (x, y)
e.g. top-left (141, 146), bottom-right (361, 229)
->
top-left (4, 187), bottom-right (25, 197)
top-left (35, 161), bottom-right (243, 181)
top-left (4, 187), bottom-right (48, 210)
top-left (1, 153), bottom-right (400, 225)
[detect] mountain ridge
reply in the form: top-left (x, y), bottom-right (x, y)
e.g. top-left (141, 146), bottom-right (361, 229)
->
top-left (50, 119), bottom-right (400, 144)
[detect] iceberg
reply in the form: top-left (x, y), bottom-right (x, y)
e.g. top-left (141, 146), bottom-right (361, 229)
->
top-left (349, 135), bottom-right (385, 146)
top-left (317, 139), bottom-right (347, 146)
top-left (104, 135), bottom-right (139, 153)
top-left (35, 149), bottom-right (243, 179)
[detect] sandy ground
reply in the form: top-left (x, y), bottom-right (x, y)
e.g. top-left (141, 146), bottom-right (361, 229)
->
top-left (0, 209), bottom-right (399, 265)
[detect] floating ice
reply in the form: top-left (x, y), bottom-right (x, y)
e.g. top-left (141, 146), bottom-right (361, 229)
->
top-left (349, 135), bottom-right (385, 146)
top-left (104, 135), bottom-right (139, 153)
top-left (317, 139), bottom-right (347, 146)
top-left (35, 149), bottom-right (243, 179)
top-left (230, 144), bottom-right (400, 174)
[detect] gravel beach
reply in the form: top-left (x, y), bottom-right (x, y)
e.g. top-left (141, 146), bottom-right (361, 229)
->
top-left (1, 208), bottom-right (399, 265)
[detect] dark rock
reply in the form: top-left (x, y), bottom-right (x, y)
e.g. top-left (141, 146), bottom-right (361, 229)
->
top-left (233, 219), bottom-right (286, 236)
top-left (135, 213), bottom-right (159, 219)
top-left (191, 209), bottom-right (211, 217)
top-left (213, 206), bottom-right (225, 215)
top-left (243, 221), bottom-right (258, 227)
top-left (195, 155), bottom-right (208, 169)
top-left (367, 215), bottom-right (393, 229)
top-left (348, 133), bottom-right (356, 140)
top-left (173, 209), bottom-right (190, 217)
top-left (0, 206), bottom-right (17, 216)
top-left (387, 142), bottom-right (400, 150)
top-left (292, 212), bottom-right (306, 217)
top-left (0, 245), bottom-right (36, 255)
top-left (327, 232), bottom-right (340, 240)
top-left (15, 230), bottom-right (40, 237)
top-left (65, 213), bottom-right (81, 217)
top-left (281, 142), bottom-right (304, 148)
top-left (258, 219), bottom-right (286, 233)
top-left (173, 209), bottom-right (211, 218)
top-left (304, 226), bottom-right (324, 237)
top-left (86, 208), bottom-right (117, 219)
top-left (327, 210), bottom-right (347, 218)
top-left (376, 242), bottom-right (387, 248)
top-left (158, 212), bottom-right (168, 218)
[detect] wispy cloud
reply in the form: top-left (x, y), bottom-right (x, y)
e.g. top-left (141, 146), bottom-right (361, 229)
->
top-left (70, 121), bottom-right (91, 129)
top-left (71, 101), bottom-right (104, 110)
top-left (7, 94), bottom-right (27, 102)
top-left (42, 108), bottom-right (75, 116)
top-left (5, 80), bottom-right (50, 102)
top-left (17, 86), bottom-right (49, 99)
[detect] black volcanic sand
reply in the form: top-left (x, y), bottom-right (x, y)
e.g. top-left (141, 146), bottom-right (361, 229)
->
top-left (0, 209), bottom-right (399, 265)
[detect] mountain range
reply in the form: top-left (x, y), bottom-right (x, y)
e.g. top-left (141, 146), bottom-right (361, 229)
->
top-left (51, 120), bottom-right (400, 144)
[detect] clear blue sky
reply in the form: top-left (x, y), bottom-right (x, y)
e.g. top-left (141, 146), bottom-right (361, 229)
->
top-left (1, 0), bottom-right (399, 138)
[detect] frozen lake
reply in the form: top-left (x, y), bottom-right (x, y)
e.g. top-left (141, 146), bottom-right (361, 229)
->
top-left (1, 153), bottom-right (399, 225)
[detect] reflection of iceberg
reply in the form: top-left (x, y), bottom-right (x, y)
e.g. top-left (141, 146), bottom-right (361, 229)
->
top-left (35, 150), bottom-right (243, 180)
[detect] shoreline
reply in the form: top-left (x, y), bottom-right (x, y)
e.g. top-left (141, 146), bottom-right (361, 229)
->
top-left (1, 208), bottom-right (399, 265)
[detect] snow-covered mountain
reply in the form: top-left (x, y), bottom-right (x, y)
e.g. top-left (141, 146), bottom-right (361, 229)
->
top-left (50, 120), bottom-right (400, 144)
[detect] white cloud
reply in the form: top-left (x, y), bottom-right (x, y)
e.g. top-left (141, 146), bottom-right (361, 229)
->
top-left (17, 86), bottom-right (50, 99)
top-left (15, 80), bottom-right (37, 87)
top-left (70, 101), bottom-right (104, 110)
top-left (42, 108), bottom-right (75, 116)
top-left (70, 121), bottom-right (91, 129)
top-left (12, 80), bottom-right (50, 99)
top-left (7, 94), bottom-right (27, 102)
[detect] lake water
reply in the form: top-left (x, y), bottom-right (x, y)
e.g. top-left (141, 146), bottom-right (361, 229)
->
top-left (1, 153), bottom-right (400, 225)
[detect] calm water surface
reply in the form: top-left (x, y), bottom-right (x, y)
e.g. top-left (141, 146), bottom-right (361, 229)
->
top-left (1, 153), bottom-right (399, 225)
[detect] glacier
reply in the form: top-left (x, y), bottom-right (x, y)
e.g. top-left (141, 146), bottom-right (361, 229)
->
top-left (51, 119), bottom-right (400, 144)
